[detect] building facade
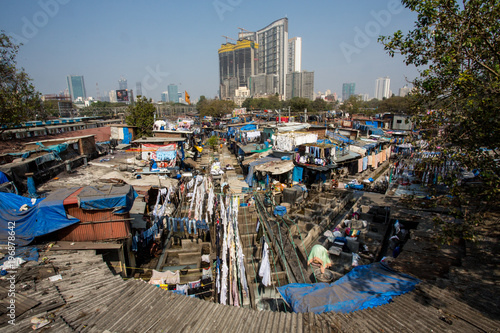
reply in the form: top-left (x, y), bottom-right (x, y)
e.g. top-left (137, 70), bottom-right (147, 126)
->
top-left (399, 85), bottom-right (410, 97)
top-left (342, 83), bottom-right (356, 101)
top-left (118, 77), bottom-right (127, 90)
top-left (220, 18), bottom-right (294, 100)
top-left (219, 39), bottom-right (259, 100)
top-left (67, 75), bottom-right (87, 101)
top-left (167, 84), bottom-right (179, 103)
top-left (375, 77), bottom-right (391, 100)
top-left (161, 92), bottom-right (168, 102)
top-left (248, 73), bottom-right (278, 97)
top-left (288, 37), bottom-right (302, 73)
top-left (136, 82), bottom-right (143, 97)
top-left (285, 71), bottom-right (314, 100)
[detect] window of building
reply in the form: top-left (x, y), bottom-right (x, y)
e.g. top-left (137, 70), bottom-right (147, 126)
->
top-left (396, 120), bottom-right (402, 124)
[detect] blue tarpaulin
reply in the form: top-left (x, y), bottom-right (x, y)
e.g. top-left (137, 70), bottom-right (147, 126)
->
top-left (0, 188), bottom-right (80, 246)
top-left (78, 184), bottom-right (138, 214)
top-left (333, 134), bottom-right (354, 144)
top-left (0, 246), bottom-right (39, 265)
top-left (278, 263), bottom-right (420, 314)
top-left (240, 124), bottom-right (257, 131)
top-left (0, 171), bottom-right (9, 185)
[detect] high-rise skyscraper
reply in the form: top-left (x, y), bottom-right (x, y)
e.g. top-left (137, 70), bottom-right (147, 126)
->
top-left (342, 83), bottom-right (356, 101)
top-left (219, 18), bottom-right (290, 100)
top-left (136, 82), bottom-right (143, 97)
top-left (67, 75), bottom-right (86, 101)
top-left (375, 77), bottom-right (391, 100)
top-left (288, 37), bottom-right (302, 73)
top-left (219, 39), bottom-right (258, 100)
top-left (118, 77), bottom-right (127, 90)
top-left (285, 71), bottom-right (314, 100)
top-left (167, 84), bottom-right (179, 103)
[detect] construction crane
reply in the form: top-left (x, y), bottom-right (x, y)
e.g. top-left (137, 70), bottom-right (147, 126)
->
top-left (238, 27), bottom-right (251, 33)
top-left (222, 35), bottom-right (237, 43)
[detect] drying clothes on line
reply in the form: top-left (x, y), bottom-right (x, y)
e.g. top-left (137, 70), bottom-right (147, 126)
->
top-left (202, 267), bottom-right (212, 279)
top-left (196, 219), bottom-right (209, 231)
top-left (259, 241), bottom-right (272, 287)
top-left (189, 279), bottom-right (201, 289)
top-left (245, 130), bottom-right (261, 140)
top-left (273, 133), bottom-right (318, 151)
top-left (149, 269), bottom-right (180, 285)
top-left (175, 284), bottom-right (189, 295)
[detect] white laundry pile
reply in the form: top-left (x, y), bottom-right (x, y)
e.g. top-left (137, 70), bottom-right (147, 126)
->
top-left (273, 133), bottom-right (318, 151)
top-left (210, 162), bottom-right (224, 175)
top-left (245, 131), bottom-right (261, 140)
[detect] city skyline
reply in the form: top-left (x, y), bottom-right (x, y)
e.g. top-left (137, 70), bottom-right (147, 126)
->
top-left (1, 0), bottom-right (419, 102)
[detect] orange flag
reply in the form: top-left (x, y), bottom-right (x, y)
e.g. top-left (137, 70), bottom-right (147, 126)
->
top-left (185, 91), bottom-right (191, 105)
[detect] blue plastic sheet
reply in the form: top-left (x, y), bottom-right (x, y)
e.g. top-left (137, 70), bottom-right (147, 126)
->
top-left (78, 185), bottom-right (138, 214)
top-left (240, 124), bottom-right (257, 131)
top-left (278, 263), bottom-right (420, 314)
top-left (0, 171), bottom-right (9, 185)
top-left (292, 167), bottom-right (304, 182)
top-left (0, 188), bottom-right (80, 246)
top-left (0, 246), bottom-right (38, 264)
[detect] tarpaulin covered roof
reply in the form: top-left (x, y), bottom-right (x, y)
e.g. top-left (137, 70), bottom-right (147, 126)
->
top-left (77, 184), bottom-right (138, 214)
top-left (278, 262), bottom-right (420, 314)
top-left (245, 156), bottom-right (282, 186)
top-left (240, 124), bottom-right (257, 131)
top-left (0, 188), bottom-right (80, 246)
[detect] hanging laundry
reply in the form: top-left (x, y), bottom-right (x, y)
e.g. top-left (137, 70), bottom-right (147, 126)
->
top-left (259, 241), bottom-right (272, 287)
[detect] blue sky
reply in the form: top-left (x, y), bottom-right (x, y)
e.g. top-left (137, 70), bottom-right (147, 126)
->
top-left (1, 0), bottom-right (420, 102)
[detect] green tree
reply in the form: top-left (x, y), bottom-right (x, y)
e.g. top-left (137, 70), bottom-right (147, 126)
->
top-left (126, 96), bottom-right (155, 137)
top-left (0, 32), bottom-right (44, 131)
top-left (377, 96), bottom-right (412, 114)
top-left (198, 99), bottom-right (235, 118)
top-left (380, 0), bottom-right (500, 243)
top-left (311, 98), bottom-right (330, 112)
top-left (196, 95), bottom-right (208, 114)
top-left (288, 97), bottom-right (311, 113)
top-left (340, 95), bottom-right (364, 114)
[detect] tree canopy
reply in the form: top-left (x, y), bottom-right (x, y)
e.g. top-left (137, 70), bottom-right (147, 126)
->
top-left (380, 0), bottom-right (500, 242)
top-left (0, 32), bottom-right (44, 130)
top-left (197, 99), bottom-right (236, 118)
top-left (126, 96), bottom-right (155, 137)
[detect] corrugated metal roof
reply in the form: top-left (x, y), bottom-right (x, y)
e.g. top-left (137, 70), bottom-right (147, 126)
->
top-left (1, 251), bottom-right (498, 332)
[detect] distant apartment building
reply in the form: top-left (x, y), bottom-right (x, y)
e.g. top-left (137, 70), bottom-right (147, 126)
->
top-left (118, 77), bottom-right (127, 90)
top-left (109, 90), bottom-right (117, 103)
top-left (220, 18), bottom-right (301, 100)
top-left (342, 83), bottom-right (356, 101)
top-left (161, 92), bottom-right (168, 102)
top-left (67, 75), bottom-right (87, 101)
top-left (248, 73), bottom-right (278, 97)
top-left (234, 86), bottom-right (251, 107)
top-left (288, 37), bottom-right (302, 73)
top-left (219, 39), bottom-right (258, 100)
top-left (168, 84), bottom-right (179, 103)
top-left (285, 71), bottom-right (314, 100)
top-left (136, 82), bottom-right (143, 97)
top-left (375, 77), bottom-right (391, 100)
top-left (399, 85), bottom-right (411, 97)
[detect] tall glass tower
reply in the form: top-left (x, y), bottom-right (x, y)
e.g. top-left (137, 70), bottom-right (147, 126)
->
top-left (167, 84), bottom-right (179, 103)
top-left (67, 75), bottom-right (87, 101)
top-left (342, 83), bottom-right (356, 101)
